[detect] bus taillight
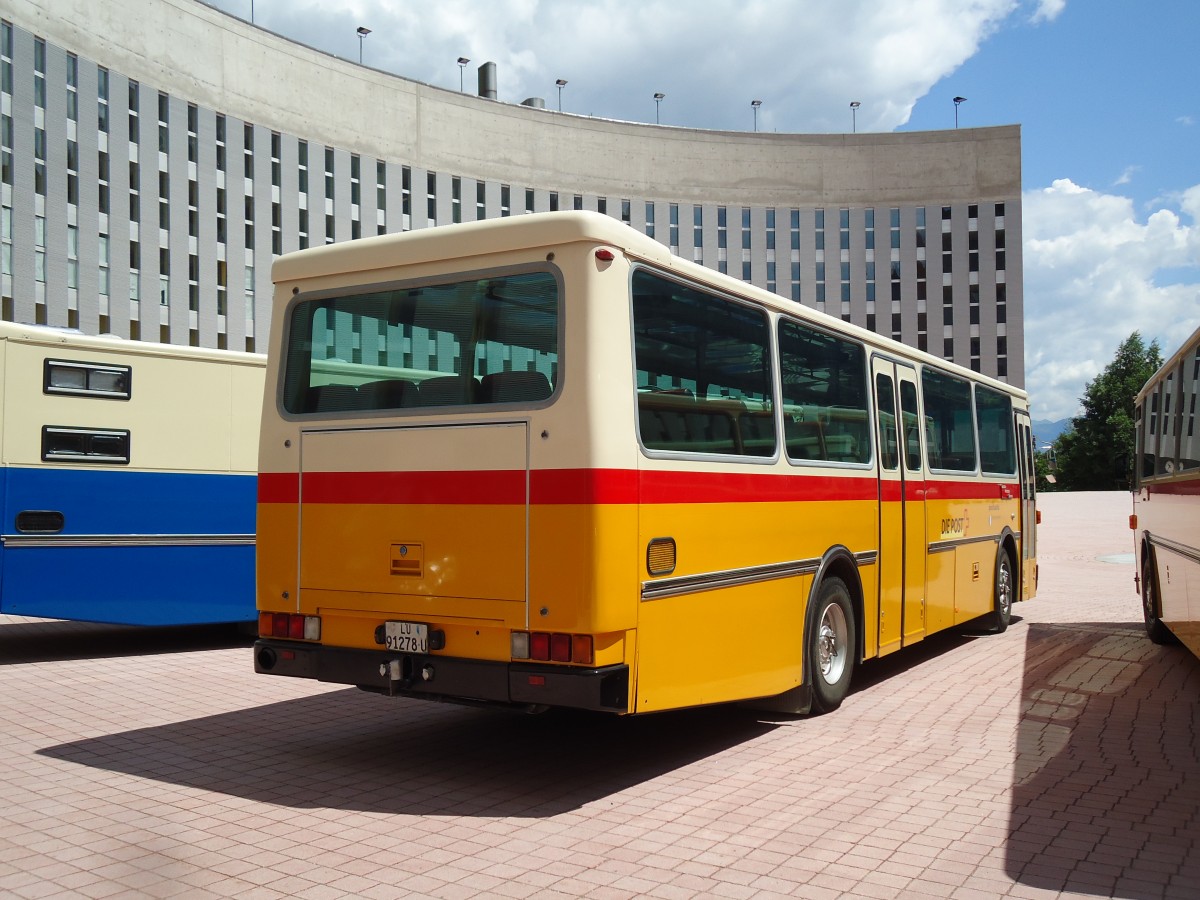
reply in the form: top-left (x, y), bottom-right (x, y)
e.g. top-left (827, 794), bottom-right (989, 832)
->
top-left (551, 633), bottom-right (571, 661)
top-left (572, 635), bottom-right (594, 665)
top-left (511, 631), bottom-right (594, 665)
top-left (259, 611), bottom-right (321, 641)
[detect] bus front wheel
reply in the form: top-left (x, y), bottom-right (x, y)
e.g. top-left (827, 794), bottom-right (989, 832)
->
top-left (808, 577), bottom-right (856, 714)
top-left (988, 550), bottom-right (1014, 634)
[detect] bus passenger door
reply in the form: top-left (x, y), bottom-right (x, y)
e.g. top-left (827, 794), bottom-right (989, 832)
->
top-left (872, 358), bottom-right (904, 655)
top-left (898, 370), bottom-right (927, 645)
top-left (1015, 411), bottom-right (1037, 599)
top-left (872, 358), bottom-right (926, 655)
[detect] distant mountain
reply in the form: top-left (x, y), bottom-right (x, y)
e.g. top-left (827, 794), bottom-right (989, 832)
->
top-left (1032, 418), bottom-right (1072, 447)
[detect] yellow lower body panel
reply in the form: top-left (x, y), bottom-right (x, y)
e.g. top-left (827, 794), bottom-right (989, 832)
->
top-left (635, 576), bottom-right (809, 713)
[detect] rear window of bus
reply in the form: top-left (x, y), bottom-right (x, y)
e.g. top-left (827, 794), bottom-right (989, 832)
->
top-left (282, 270), bottom-right (560, 414)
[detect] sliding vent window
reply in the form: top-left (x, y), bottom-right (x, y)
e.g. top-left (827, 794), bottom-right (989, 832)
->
top-left (42, 426), bottom-right (130, 464)
top-left (778, 320), bottom-right (870, 464)
top-left (44, 359), bottom-right (131, 399)
top-left (633, 269), bottom-right (776, 457)
top-left (283, 269), bottom-right (560, 414)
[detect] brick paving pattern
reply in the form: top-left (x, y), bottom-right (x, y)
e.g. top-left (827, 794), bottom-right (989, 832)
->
top-left (1, 491), bottom-right (1197, 898)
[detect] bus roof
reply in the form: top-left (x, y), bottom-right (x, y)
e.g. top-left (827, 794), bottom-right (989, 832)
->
top-left (271, 211), bottom-right (1026, 400)
top-left (0, 320), bottom-right (266, 367)
top-left (1135, 322), bottom-right (1200, 405)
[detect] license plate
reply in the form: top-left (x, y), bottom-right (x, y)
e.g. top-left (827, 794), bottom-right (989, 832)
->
top-left (384, 621), bottom-right (428, 653)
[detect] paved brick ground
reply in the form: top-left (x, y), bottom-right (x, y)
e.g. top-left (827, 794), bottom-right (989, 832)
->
top-left (1, 491), bottom-right (1197, 899)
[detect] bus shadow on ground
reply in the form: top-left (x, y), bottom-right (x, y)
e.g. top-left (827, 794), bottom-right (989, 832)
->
top-left (1008, 621), bottom-right (1200, 898)
top-left (0, 619), bottom-right (253, 665)
top-left (37, 691), bottom-right (777, 818)
top-left (846, 617), bottom-right (1004, 693)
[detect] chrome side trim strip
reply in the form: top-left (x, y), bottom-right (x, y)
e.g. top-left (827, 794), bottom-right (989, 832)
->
top-left (1, 533), bottom-right (256, 548)
top-left (1147, 532), bottom-right (1200, 567)
top-left (928, 534), bottom-right (1002, 554)
top-left (641, 550), bottom-right (877, 601)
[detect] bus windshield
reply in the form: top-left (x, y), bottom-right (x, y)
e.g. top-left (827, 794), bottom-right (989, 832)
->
top-left (282, 269), bottom-right (560, 414)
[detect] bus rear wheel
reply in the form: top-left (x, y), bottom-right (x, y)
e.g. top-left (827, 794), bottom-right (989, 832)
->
top-left (1142, 550), bottom-right (1177, 646)
top-left (808, 577), bottom-right (856, 714)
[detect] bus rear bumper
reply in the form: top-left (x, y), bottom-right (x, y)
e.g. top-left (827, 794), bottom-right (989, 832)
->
top-left (253, 640), bottom-right (629, 713)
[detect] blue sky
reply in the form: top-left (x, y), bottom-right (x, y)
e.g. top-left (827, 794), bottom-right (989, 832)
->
top-left (205, 0), bottom-right (1200, 422)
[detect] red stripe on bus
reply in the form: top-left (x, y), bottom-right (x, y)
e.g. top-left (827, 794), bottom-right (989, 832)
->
top-left (925, 480), bottom-right (1019, 500)
top-left (303, 470), bottom-right (527, 505)
top-left (636, 471), bottom-right (877, 504)
top-left (530, 468), bottom-right (640, 504)
top-left (258, 468), bottom-right (1017, 506)
top-left (258, 472), bottom-right (299, 503)
top-left (1144, 479), bottom-right (1200, 497)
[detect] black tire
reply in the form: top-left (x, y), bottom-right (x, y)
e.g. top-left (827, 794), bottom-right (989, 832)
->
top-left (988, 550), bottom-right (1014, 634)
top-left (807, 577), bottom-right (856, 714)
top-left (1142, 550), bottom-right (1178, 645)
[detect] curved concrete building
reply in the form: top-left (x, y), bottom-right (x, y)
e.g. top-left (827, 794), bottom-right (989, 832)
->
top-left (1, 0), bottom-right (1022, 383)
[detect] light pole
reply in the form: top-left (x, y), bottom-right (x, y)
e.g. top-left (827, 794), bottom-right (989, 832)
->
top-left (654, 92), bottom-right (665, 124)
top-left (850, 101), bottom-right (861, 133)
top-left (555, 79), bottom-right (567, 111)
top-left (953, 96), bottom-right (966, 128)
top-left (751, 99), bottom-right (762, 132)
top-left (457, 57), bottom-right (470, 92)
top-left (356, 26), bottom-right (371, 65)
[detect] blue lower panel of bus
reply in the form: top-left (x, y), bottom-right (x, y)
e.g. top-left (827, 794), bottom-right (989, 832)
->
top-left (0, 467), bottom-right (257, 625)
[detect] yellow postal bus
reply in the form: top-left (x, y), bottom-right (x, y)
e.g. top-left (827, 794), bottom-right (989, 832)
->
top-left (253, 211), bottom-right (1037, 715)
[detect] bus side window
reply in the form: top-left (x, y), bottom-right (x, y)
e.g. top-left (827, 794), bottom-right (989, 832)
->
top-left (778, 318), bottom-right (869, 465)
top-left (922, 368), bottom-right (977, 472)
top-left (632, 271), bottom-right (775, 458)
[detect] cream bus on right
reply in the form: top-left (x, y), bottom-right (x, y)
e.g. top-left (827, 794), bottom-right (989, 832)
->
top-left (1133, 324), bottom-right (1200, 658)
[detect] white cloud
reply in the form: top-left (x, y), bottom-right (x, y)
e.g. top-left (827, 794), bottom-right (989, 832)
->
top-left (213, 0), bottom-right (1200, 427)
top-left (1030, 0), bottom-right (1067, 23)
top-left (217, 0), bottom-right (1023, 132)
top-left (1023, 179), bottom-right (1200, 421)
top-left (1114, 165), bottom-right (1139, 186)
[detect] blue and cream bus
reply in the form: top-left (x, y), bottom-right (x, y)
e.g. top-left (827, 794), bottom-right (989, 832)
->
top-left (0, 322), bottom-right (263, 625)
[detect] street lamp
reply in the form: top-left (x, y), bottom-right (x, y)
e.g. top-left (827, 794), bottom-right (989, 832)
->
top-left (953, 96), bottom-right (967, 128)
top-left (850, 100), bottom-right (861, 133)
top-left (654, 92), bottom-right (665, 124)
top-left (555, 78), bottom-right (568, 111)
top-left (457, 57), bottom-right (470, 92)
top-left (751, 99), bottom-right (762, 132)
top-left (356, 26), bottom-right (371, 65)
